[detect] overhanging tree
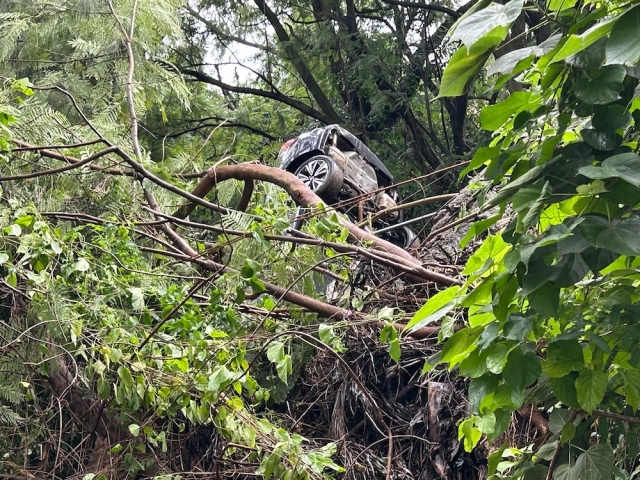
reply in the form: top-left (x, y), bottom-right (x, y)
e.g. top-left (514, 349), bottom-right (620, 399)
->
top-left (410, 0), bottom-right (640, 477)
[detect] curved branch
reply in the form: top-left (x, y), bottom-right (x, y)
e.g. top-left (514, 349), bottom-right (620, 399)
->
top-left (174, 163), bottom-right (459, 286)
top-left (237, 179), bottom-right (254, 212)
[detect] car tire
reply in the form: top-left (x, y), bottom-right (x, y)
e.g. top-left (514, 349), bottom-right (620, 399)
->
top-left (294, 155), bottom-right (343, 201)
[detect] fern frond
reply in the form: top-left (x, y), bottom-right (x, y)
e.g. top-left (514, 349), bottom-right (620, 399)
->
top-left (0, 404), bottom-right (24, 426)
top-left (220, 209), bottom-right (253, 231)
top-left (0, 385), bottom-right (23, 405)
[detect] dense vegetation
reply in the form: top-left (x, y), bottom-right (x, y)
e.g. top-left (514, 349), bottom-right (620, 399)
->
top-left (1, 0), bottom-right (640, 479)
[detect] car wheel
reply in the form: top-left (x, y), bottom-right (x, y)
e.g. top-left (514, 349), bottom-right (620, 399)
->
top-left (294, 155), bottom-right (343, 201)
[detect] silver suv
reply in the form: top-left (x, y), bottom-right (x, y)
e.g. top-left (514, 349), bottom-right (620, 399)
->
top-left (278, 125), bottom-right (416, 248)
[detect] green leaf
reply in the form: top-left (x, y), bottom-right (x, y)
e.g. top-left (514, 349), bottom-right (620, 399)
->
top-left (240, 258), bottom-right (260, 279)
top-left (537, 442), bottom-right (558, 461)
top-left (529, 283), bottom-right (560, 318)
top-left (579, 215), bottom-right (640, 255)
top-left (463, 234), bottom-right (510, 276)
top-left (547, 0), bottom-right (576, 11)
top-left (319, 324), bottom-right (335, 345)
top-left (128, 423), bottom-right (140, 436)
top-left (550, 17), bottom-right (618, 64)
top-left (406, 286), bottom-right (460, 331)
top-left (469, 374), bottom-right (499, 413)
top-left (592, 104), bottom-right (631, 131)
top-left (388, 338), bottom-right (401, 363)
top-left (441, 327), bottom-right (483, 365)
top-left (523, 465), bottom-right (549, 480)
top-left (74, 258), bottom-right (90, 272)
top-left (550, 374), bottom-right (580, 408)
top-left (266, 341), bottom-right (285, 363)
top-left (621, 369), bottom-right (640, 411)
top-left (549, 408), bottom-right (574, 434)
top-left (4, 224), bottom-right (21, 236)
top-left (128, 287), bottom-right (145, 311)
top-left (561, 421), bottom-right (576, 443)
top-left (581, 129), bottom-right (618, 150)
top-left (458, 418), bottom-right (482, 452)
top-left (450, 0), bottom-right (523, 49)
top-left (573, 444), bottom-right (615, 480)
top-left (579, 153), bottom-right (640, 188)
top-left (118, 366), bottom-right (134, 388)
top-left (480, 91), bottom-right (541, 131)
top-left (276, 356), bottom-right (292, 386)
top-left (0, 253), bottom-right (8, 264)
top-left (460, 214), bottom-right (501, 249)
top-left (486, 344), bottom-right (510, 374)
top-left (438, 30), bottom-right (506, 97)
top-left (488, 441), bottom-right (507, 475)
top-left (380, 324), bottom-right (401, 362)
top-left (543, 340), bottom-right (584, 378)
top-left (503, 348), bottom-right (541, 392)
top-left (605, 6), bottom-right (640, 65)
top-left (488, 49), bottom-right (535, 77)
top-left (475, 411), bottom-right (496, 434)
top-left (575, 368), bottom-right (607, 412)
top-left (14, 215), bottom-right (33, 229)
top-left (460, 348), bottom-right (490, 377)
top-left (574, 65), bottom-right (626, 105)
top-left (459, 146), bottom-right (500, 178)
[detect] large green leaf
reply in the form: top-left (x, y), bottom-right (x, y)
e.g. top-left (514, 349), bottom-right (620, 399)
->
top-left (573, 444), bottom-right (614, 480)
top-left (579, 153), bottom-right (640, 188)
top-left (579, 215), bottom-right (640, 255)
top-left (468, 374), bottom-right (500, 413)
top-left (575, 368), bottom-right (607, 412)
top-left (480, 91), bottom-right (541, 131)
top-left (621, 369), bottom-right (640, 410)
top-left (441, 326), bottom-right (483, 365)
top-left (502, 348), bottom-right (541, 391)
top-left (438, 29), bottom-right (506, 97)
top-left (574, 65), bottom-right (626, 105)
top-left (581, 129), bottom-right (618, 150)
top-left (523, 465), bottom-right (549, 480)
top-left (406, 286), bottom-right (461, 331)
top-left (488, 34), bottom-right (561, 76)
top-left (592, 104), bottom-right (632, 131)
top-left (542, 340), bottom-right (584, 377)
top-left (550, 16), bottom-right (618, 64)
top-left (550, 374), bottom-right (580, 408)
top-left (605, 6), bottom-right (640, 65)
top-left (555, 446), bottom-right (614, 480)
top-left (450, 0), bottom-right (523, 49)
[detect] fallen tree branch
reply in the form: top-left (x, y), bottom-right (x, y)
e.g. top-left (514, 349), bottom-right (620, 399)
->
top-left (144, 188), bottom-right (356, 321)
top-left (173, 163), bottom-right (460, 286)
top-left (356, 193), bottom-right (457, 227)
top-left (140, 206), bottom-right (459, 284)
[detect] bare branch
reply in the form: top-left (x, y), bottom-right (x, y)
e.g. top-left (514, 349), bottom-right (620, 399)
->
top-left (379, 0), bottom-right (461, 18)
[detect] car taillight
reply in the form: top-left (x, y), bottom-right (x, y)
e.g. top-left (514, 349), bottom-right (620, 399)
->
top-left (279, 138), bottom-right (296, 155)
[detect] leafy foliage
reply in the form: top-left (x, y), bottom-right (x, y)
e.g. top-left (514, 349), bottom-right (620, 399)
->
top-left (418, 0), bottom-right (640, 476)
